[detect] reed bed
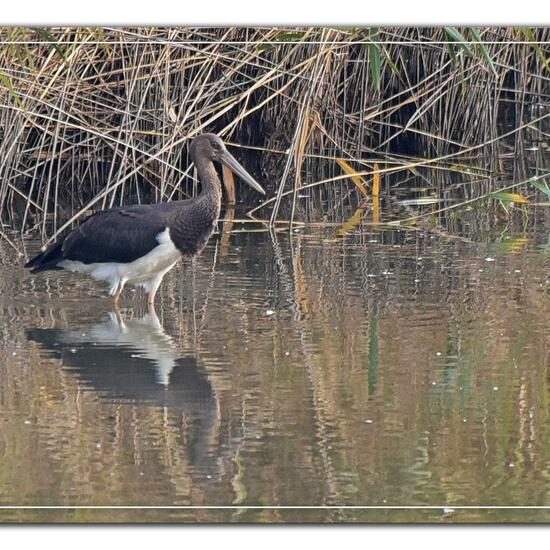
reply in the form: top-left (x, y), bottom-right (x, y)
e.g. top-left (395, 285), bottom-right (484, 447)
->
top-left (0, 26), bottom-right (548, 240)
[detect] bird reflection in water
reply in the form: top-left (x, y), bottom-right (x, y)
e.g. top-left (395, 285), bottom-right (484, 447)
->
top-left (26, 309), bottom-right (223, 481)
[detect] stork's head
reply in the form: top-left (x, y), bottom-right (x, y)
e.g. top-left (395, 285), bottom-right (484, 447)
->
top-left (189, 133), bottom-right (265, 195)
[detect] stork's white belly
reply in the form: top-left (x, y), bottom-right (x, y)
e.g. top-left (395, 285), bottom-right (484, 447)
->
top-left (59, 228), bottom-right (181, 294)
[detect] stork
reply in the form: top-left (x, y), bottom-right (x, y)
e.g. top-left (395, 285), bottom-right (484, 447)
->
top-left (25, 134), bottom-right (265, 305)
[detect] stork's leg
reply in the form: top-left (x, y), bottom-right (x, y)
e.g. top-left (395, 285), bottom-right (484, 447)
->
top-left (147, 285), bottom-right (160, 306)
top-left (146, 271), bottom-right (168, 306)
top-left (147, 300), bottom-right (158, 319)
top-left (112, 306), bottom-right (123, 323)
top-left (112, 278), bottom-right (127, 305)
top-left (113, 286), bottom-right (122, 305)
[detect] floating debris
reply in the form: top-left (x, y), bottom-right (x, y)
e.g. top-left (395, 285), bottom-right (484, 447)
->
top-left (399, 198), bottom-right (441, 206)
top-left (265, 309), bottom-right (275, 316)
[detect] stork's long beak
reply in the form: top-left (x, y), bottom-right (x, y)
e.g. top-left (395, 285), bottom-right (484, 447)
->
top-left (218, 149), bottom-right (266, 195)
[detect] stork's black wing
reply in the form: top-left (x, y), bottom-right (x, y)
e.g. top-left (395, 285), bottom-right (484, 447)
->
top-left (25, 202), bottom-right (185, 272)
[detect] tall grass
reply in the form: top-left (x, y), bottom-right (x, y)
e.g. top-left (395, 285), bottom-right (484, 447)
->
top-left (0, 26), bottom-right (548, 240)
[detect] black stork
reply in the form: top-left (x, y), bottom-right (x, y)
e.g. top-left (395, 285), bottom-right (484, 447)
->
top-left (25, 133), bottom-right (265, 305)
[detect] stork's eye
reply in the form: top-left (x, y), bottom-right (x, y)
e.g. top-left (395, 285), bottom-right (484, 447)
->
top-left (211, 140), bottom-right (222, 150)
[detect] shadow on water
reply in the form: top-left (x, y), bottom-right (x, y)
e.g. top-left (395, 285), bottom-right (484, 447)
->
top-left (25, 311), bottom-right (223, 482)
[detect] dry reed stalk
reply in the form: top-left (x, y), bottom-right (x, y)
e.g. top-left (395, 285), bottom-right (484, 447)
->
top-left (0, 26), bottom-right (545, 243)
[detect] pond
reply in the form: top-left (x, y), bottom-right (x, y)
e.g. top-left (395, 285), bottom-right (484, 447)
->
top-left (0, 22), bottom-right (549, 525)
top-left (2, 214), bottom-right (550, 522)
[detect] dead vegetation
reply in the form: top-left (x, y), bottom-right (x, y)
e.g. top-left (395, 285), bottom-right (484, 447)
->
top-left (0, 26), bottom-right (548, 240)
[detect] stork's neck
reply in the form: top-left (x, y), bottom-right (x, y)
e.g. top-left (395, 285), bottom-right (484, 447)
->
top-left (195, 156), bottom-right (222, 205)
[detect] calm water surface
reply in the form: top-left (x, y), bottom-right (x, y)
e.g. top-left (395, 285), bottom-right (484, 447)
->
top-left (2, 220), bottom-right (550, 522)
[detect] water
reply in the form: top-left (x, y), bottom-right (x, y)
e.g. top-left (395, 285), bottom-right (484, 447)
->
top-left (2, 219), bottom-right (550, 523)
